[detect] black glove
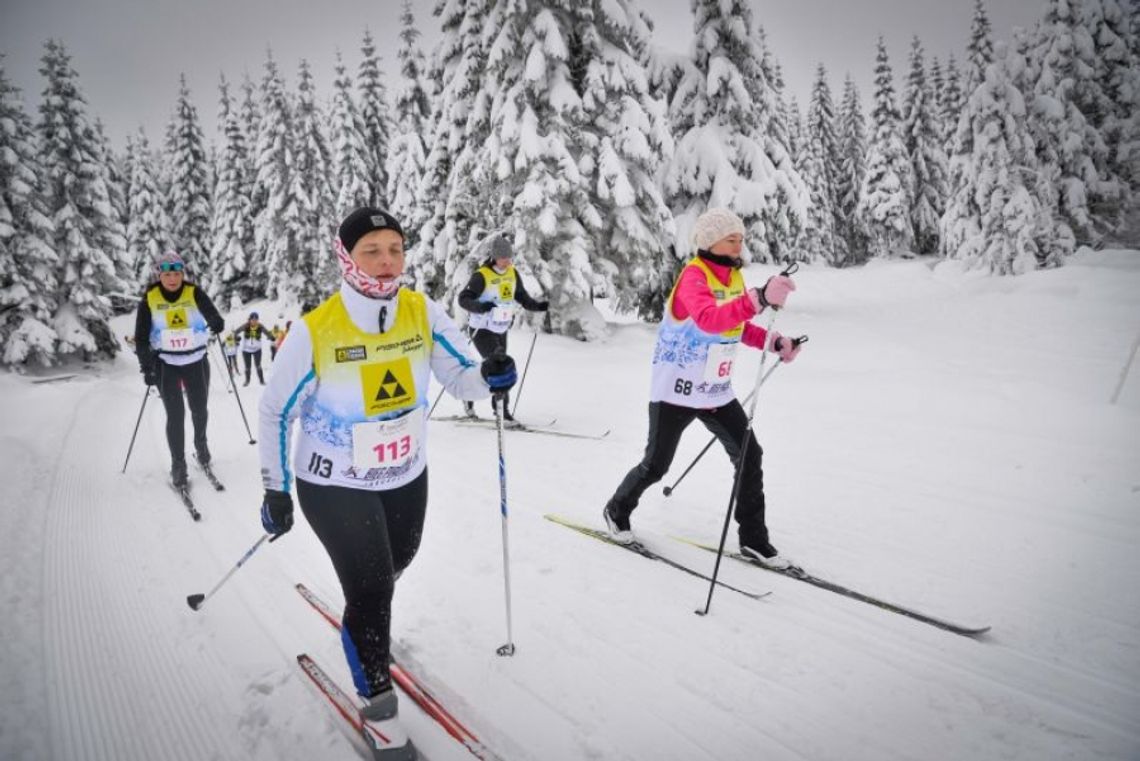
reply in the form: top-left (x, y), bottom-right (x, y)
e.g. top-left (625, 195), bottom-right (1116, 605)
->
top-left (141, 363), bottom-right (159, 387)
top-left (481, 353), bottom-right (517, 393)
top-left (260, 489), bottom-right (294, 537)
top-left (474, 302), bottom-right (495, 314)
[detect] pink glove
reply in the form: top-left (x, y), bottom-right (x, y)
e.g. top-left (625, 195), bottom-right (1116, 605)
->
top-left (767, 331), bottom-right (803, 363)
top-left (754, 275), bottom-right (796, 310)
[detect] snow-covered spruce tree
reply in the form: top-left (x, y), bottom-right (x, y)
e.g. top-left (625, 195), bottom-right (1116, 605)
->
top-left (902, 37), bottom-right (948, 256)
top-left (0, 60), bottom-right (58, 366)
top-left (89, 118), bottom-right (132, 311)
top-left (290, 59), bottom-right (336, 307)
top-left (943, 22), bottom-right (985, 258)
top-left (966, 0), bottom-right (996, 94)
top-left (929, 55), bottom-right (945, 127)
top-left (570, 0), bottom-right (675, 322)
top-left (210, 76), bottom-right (254, 307)
top-left (1008, 25), bottom-right (1071, 267)
top-left (330, 51), bottom-right (370, 220)
top-left (124, 128), bottom-right (170, 289)
top-left (251, 53), bottom-right (297, 300)
top-left (836, 74), bottom-right (870, 264)
top-left (408, 0), bottom-right (492, 299)
top-left (165, 75), bottom-right (212, 280)
top-left (358, 30), bottom-right (393, 209)
top-left (1077, 0), bottom-right (1138, 231)
top-left (1021, 0), bottom-right (1106, 250)
top-left (857, 37), bottom-right (913, 258)
top-left (474, 0), bottom-right (598, 337)
top-left (940, 43), bottom-right (1043, 274)
top-left (753, 28), bottom-right (806, 260)
top-left (940, 56), bottom-right (964, 149)
top-left (799, 64), bottom-right (843, 264)
top-left (785, 94), bottom-right (805, 173)
top-left (37, 39), bottom-right (127, 359)
top-left (664, 0), bottom-right (808, 267)
top-left (386, 1), bottom-right (432, 240)
top-left (93, 120), bottom-right (129, 242)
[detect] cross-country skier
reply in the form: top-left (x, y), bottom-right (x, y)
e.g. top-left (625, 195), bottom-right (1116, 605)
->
top-left (602, 208), bottom-right (804, 569)
top-left (233, 312), bottom-right (270, 386)
top-left (457, 233), bottom-right (547, 421)
top-left (257, 207), bottom-right (517, 760)
top-left (222, 333), bottom-right (238, 378)
top-left (133, 250), bottom-right (225, 487)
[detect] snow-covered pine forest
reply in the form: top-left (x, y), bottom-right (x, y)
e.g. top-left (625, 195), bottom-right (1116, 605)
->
top-left (2, 0), bottom-right (1139, 366)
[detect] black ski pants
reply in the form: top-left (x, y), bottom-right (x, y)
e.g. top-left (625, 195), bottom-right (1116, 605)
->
top-left (470, 328), bottom-right (509, 413)
top-left (296, 470), bottom-right (428, 699)
top-left (607, 399), bottom-right (769, 545)
top-left (156, 356), bottom-right (211, 466)
top-left (242, 349), bottom-right (264, 383)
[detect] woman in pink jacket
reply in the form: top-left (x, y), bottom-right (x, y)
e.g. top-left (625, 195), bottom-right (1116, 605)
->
top-left (603, 208), bottom-right (803, 569)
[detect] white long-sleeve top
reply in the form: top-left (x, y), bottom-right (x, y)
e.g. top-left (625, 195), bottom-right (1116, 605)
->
top-left (259, 282), bottom-right (491, 493)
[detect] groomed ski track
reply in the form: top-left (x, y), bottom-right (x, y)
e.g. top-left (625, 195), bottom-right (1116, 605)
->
top-left (3, 252), bottom-right (1140, 761)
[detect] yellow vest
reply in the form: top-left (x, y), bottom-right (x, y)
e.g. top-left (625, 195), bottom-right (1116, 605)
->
top-left (304, 289), bottom-right (433, 420)
top-left (146, 284), bottom-right (209, 358)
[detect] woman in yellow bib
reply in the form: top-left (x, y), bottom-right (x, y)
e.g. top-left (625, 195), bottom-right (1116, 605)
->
top-left (457, 234), bottom-right (548, 421)
top-left (603, 209), bottom-right (804, 570)
top-left (133, 250), bottom-right (225, 487)
top-left (257, 207), bottom-right (516, 761)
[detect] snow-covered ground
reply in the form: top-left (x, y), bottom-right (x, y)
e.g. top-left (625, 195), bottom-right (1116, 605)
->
top-left (2, 250), bottom-right (1138, 761)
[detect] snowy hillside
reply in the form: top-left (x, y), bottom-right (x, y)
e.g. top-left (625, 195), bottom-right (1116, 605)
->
top-left (1, 251), bottom-right (1138, 761)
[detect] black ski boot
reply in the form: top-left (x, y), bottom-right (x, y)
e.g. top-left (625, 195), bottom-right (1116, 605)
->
top-left (171, 457), bottom-right (189, 488)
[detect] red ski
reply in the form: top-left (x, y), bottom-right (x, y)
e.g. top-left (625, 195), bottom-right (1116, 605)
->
top-left (295, 583), bottom-right (504, 761)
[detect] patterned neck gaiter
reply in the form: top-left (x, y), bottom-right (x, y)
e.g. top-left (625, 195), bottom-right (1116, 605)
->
top-left (334, 237), bottom-right (400, 300)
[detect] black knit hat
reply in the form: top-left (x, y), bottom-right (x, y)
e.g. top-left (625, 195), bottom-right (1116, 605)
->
top-left (338, 207), bottom-right (405, 252)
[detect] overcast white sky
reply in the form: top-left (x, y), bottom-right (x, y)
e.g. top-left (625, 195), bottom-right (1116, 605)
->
top-left (0, 0), bottom-right (1046, 149)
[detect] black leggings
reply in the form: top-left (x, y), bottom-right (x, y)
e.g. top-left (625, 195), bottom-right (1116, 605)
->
top-left (242, 350), bottom-right (263, 383)
top-left (607, 400), bottom-right (768, 545)
top-left (156, 357), bottom-right (210, 465)
top-left (296, 470), bottom-right (428, 698)
top-left (470, 328), bottom-right (508, 411)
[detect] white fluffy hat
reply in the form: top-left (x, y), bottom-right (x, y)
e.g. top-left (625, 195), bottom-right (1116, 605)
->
top-left (691, 208), bottom-right (745, 251)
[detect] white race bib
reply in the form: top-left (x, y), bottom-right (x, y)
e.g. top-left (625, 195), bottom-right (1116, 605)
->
top-left (491, 303), bottom-right (516, 325)
top-left (704, 342), bottom-right (738, 384)
top-left (351, 409), bottom-right (424, 471)
top-left (161, 329), bottom-right (194, 352)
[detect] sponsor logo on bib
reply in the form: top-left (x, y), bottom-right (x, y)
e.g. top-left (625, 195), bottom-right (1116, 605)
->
top-left (335, 345), bottom-right (368, 363)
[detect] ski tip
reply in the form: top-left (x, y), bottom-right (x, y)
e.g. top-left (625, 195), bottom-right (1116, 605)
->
top-left (187, 593), bottom-right (205, 611)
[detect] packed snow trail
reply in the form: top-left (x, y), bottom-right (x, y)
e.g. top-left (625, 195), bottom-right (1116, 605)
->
top-left (2, 253), bottom-right (1139, 760)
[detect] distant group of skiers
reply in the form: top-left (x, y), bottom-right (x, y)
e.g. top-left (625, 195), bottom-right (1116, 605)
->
top-left (133, 203), bottom-right (804, 760)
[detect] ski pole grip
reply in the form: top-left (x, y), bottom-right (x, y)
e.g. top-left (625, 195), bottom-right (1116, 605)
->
top-left (792, 335), bottom-right (809, 347)
top-left (779, 261), bottom-right (799, 278)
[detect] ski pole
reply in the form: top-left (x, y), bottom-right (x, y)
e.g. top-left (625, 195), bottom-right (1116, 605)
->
top-left (663, 336), bottom-right (808, 497)
top-left (493, 392), bottom-right (516, 656)
top-left (121, 386), bottom-right (153, 473)
top-left (697, 262), bottom-right (798, 617)
top-left (214, 340), bottom-right (257, 444)
top-left (187, 533), bottom-right (272, 611)
top-left (427, 385), bottom-right (446, 419)
top-left (510, 330), bottom-right (539, 419)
